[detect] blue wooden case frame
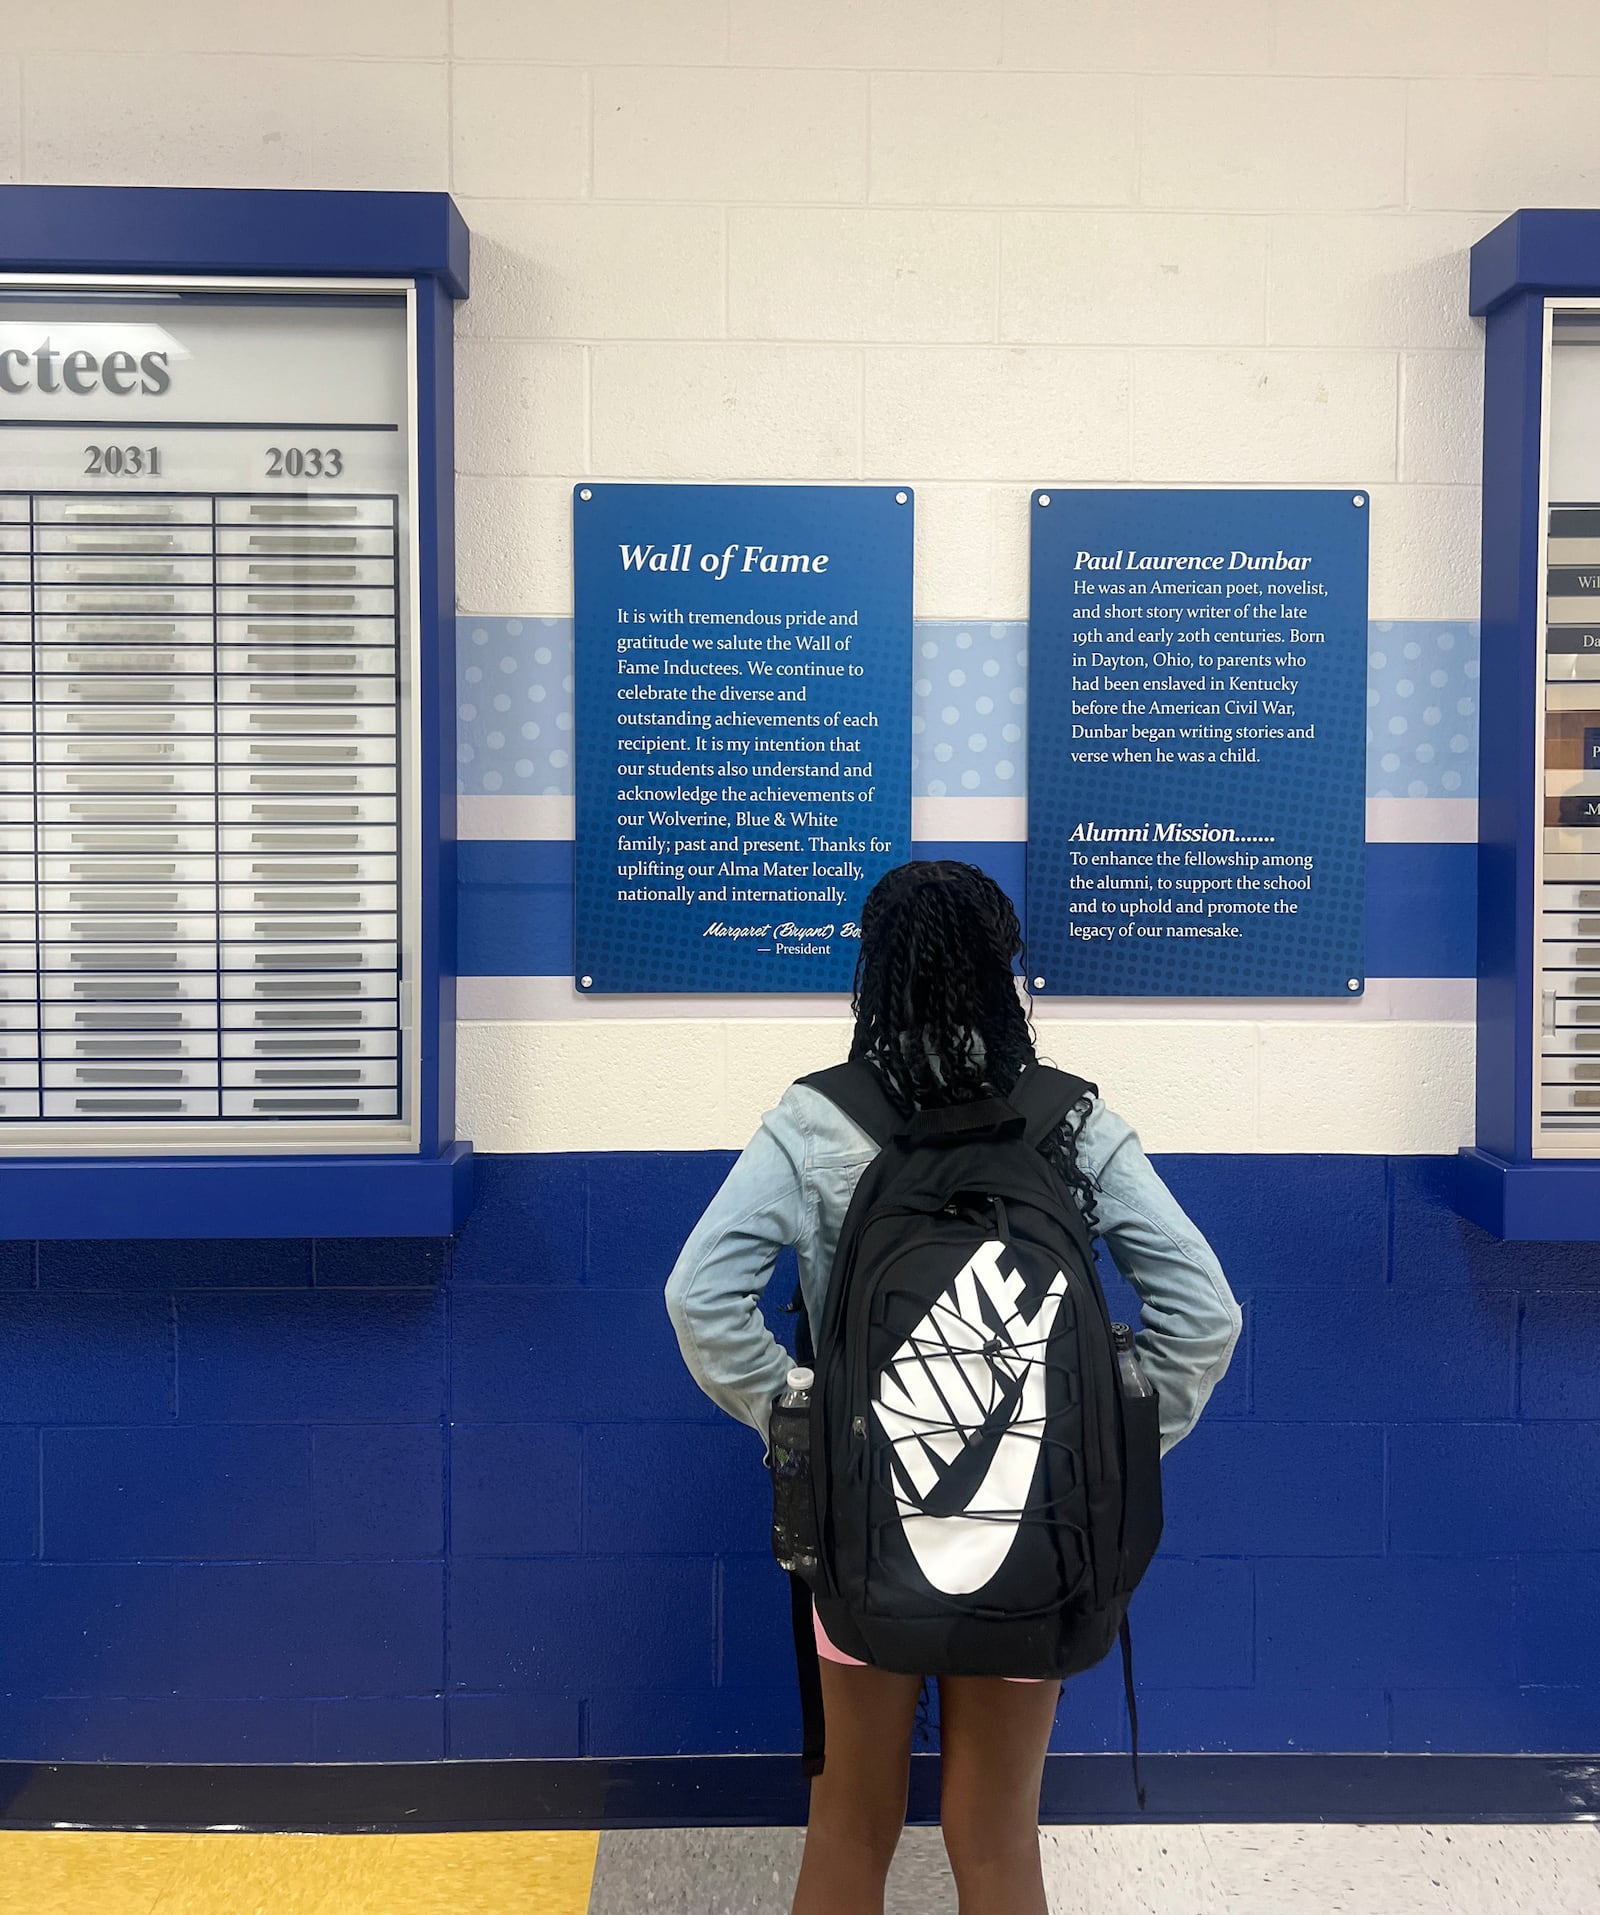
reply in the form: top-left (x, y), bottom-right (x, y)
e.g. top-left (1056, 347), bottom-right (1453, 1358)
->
top-left (1460, 211), bottom-right (1600, 1238)
top-left (0, 186), bottom-right (471, 1239)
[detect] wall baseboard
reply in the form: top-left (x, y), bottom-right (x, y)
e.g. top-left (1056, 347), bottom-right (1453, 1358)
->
top-left (2, 1754), bottom-right (1597, 1833)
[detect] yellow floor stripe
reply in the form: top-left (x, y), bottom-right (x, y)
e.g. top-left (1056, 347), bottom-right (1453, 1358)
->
top-left (0, 1830), bottom-right (600, 1915)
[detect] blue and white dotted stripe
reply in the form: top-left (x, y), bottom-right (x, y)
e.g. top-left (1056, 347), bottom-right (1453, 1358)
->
top-left (456, 615), bottom-right (1481, 804)
top-left (457, 616), bottom-right (575, 796)
top-left (1365, 620), bottom-right (1479, 802)
top-left (913, 619), bottom-right (1028, 797)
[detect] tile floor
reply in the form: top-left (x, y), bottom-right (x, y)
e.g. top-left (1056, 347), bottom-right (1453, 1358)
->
top-left (5, 1821), bottom-right (1600, 1912)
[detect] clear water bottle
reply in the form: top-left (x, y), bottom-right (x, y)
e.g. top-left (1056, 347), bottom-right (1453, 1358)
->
top-left (1113, 1324), bottom-right (1154, 1399)
top-left (769, 1366), bottom-right (819, 1579)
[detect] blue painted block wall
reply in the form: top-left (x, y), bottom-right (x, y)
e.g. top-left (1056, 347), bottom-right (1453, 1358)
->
top-left (1, 1153), bottom-right (1598, 1764)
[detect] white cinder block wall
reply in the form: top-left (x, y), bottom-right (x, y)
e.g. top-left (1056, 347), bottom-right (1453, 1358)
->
top-left (9, 0), bottom-right (1575, 1154)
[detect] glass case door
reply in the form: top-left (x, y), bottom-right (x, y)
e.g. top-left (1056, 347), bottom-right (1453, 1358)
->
top-left (0, 277), bottom-right (420, 1157)
top-left (1535, 306), bottom-right (1600, 1151)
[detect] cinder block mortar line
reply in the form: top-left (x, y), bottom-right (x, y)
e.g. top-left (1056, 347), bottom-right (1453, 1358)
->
top-left (448, 57), bottom-right (1502, 79)
top-left (453, 192), bottom-right (1478, 216)
top-left (452, 193), bottom-right (1474, 211)
top-left (677, 341), bottom-right (1433, 365)
top-left (580, 340), bottom-right (1362, 352)
top-left (29, 47), bottom-right (446, 68)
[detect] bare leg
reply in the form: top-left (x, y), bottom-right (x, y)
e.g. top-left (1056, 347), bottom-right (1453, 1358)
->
top-left (791, 1658), bottom-right (924, 1915)
top-left (936, 1676), bottom-right (1062, 1915)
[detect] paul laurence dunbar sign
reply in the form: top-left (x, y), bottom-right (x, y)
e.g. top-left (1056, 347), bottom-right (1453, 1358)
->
top-left (1027, 488), bottom-right (1368, 999)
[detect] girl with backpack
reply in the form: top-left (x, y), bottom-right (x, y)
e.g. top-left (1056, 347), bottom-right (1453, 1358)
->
top-left (666, 860), bottom-right (1241, 1915)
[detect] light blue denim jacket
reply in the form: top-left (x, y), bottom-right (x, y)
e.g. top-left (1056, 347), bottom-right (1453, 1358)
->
top-left (665, 1082), bottom-right (1242, 1455)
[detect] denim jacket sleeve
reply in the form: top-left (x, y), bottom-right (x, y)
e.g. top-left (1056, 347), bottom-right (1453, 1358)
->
top-left (665, 1083), bottom-right (1243, 1457)
top-left (1077, 1101), bottom-right (1243, 1454)
top-left (664, 1091), bottom-right (814, 1440)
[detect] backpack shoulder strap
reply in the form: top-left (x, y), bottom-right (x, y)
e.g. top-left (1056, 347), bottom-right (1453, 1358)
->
top-left (1009, 1063), bottom-right (1098, 1150)
top-left (795, 1060), bottom-right (901, 1150)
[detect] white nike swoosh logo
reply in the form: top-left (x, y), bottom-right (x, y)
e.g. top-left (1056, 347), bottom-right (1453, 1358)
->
top-left (872, 1239), bottom-right (1067, 1596)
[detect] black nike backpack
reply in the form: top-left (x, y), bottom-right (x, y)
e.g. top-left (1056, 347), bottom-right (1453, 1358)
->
top-left (784, 1059), bottom-right (1164, 1792)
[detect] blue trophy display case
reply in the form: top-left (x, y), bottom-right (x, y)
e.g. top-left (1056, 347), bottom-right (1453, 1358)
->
top-left (0, 187), bottom-right (471, 1237)
top-left (1461, 209), bottom-right (1600, 1238)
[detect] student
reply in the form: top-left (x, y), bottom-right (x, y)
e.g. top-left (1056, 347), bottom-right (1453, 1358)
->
top-left (666, 860), bottom-right (1241, 1915)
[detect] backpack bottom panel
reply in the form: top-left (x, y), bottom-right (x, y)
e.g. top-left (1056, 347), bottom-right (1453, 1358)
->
top-left (813, 1594), bottom-right (1126, 1683)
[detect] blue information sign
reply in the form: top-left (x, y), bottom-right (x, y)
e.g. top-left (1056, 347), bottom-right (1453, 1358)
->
top-left (1028, 489), bottom-right (1368, 998)
top-left (575, 484), bottom-right (913, 993)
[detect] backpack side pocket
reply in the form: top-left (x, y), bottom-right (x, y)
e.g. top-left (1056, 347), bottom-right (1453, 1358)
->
top-left (769, 1385), bottom-right (821, 1587)
top-left (1117, 1379), bottom-right (1164, 1594)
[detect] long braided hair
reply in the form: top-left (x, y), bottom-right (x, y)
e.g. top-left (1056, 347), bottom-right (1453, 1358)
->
top-left (847, 859), bottom-right (1097, 1226)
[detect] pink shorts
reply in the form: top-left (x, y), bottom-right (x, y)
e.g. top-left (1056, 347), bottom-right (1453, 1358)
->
top-left (813, 1605), bottom-right (1043, 1683)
